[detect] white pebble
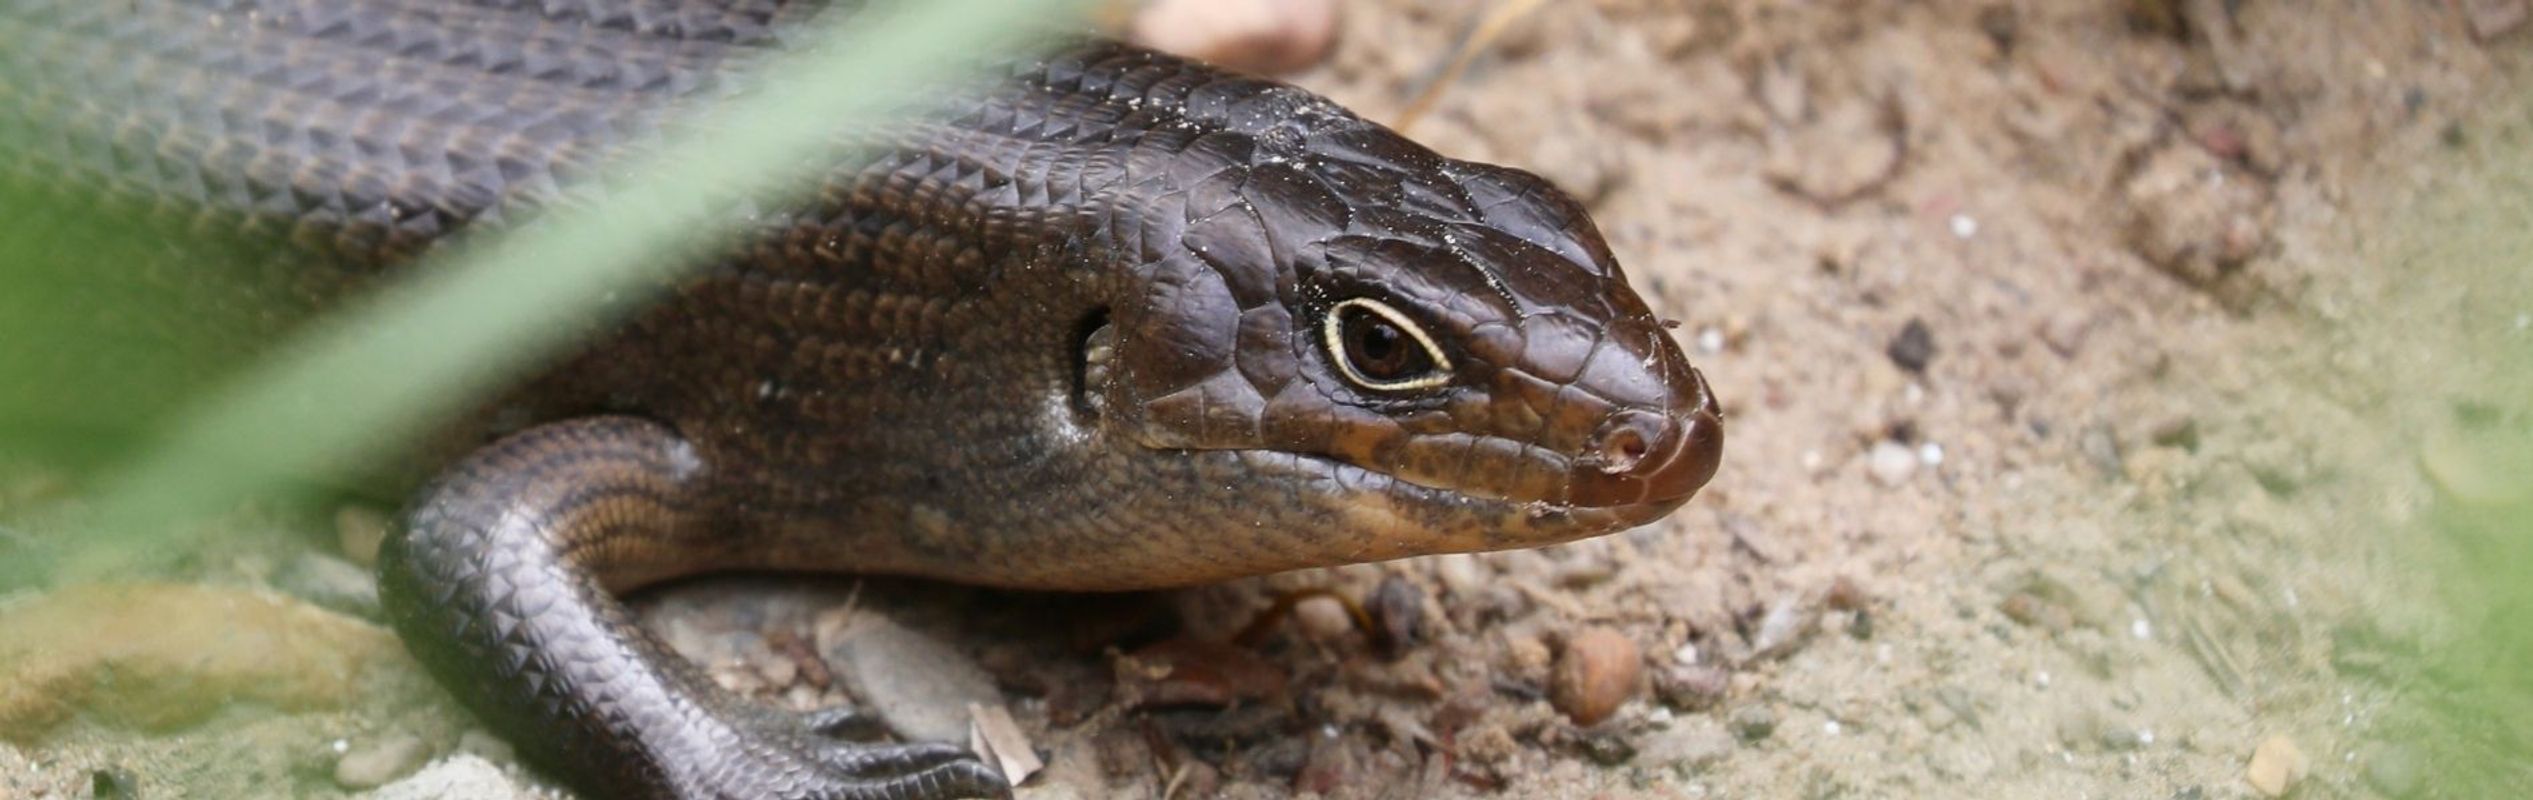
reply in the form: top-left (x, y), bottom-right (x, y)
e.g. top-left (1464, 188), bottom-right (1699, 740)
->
top-left (1696, 327), bottom-right (1725, 354)
top-left (1868, 441), bottom-right (1917, 487)
top-left (1823, 720), bottom-right (1843, 735)
top-left (2131, 618), bottom-right (2153, 640)
top-left (1918, 442), bottom-right (1945, 466)
top-left (335, 733), bottom-right (432, 789)
top-left (1948, 213), bottom-right (1979, 239)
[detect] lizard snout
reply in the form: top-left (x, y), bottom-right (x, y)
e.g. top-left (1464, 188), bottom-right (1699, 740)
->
top-left (1569, 367), bottom-right (1723, 510)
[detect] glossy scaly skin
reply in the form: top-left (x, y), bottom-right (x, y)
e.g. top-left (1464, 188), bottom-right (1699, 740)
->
top-left (0, 1), bottom-right (1723, 798)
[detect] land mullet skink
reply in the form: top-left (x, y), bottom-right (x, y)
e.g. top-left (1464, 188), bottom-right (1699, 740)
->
top-left (0, 1), bottom-right (1722, 797)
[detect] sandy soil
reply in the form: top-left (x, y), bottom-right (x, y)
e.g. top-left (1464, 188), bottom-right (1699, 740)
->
top-left (1043, 2), bottom-right (2531, 796)
top-left (3, 2), bottom-right (2528, 799)
top-left (1034, 2), bottom-right (2521, 797)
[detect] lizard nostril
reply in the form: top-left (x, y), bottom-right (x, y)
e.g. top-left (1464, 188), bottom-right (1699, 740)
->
top-left (1596, 419), bottom-right (1653, 474)
top-left (1568, 367), bottom-right (1724, 510)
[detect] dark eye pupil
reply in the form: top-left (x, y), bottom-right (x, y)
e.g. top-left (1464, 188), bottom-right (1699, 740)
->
top-left (1342, 309), bottom-right (1430, 381)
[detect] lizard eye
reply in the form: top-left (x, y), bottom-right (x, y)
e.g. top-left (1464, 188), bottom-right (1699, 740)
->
top-left (1323, 297), bottom-right (1453, 393)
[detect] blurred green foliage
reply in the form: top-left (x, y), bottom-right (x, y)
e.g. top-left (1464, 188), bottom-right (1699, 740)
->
top-left (2334, 99), bottom-right (2533, 793)
top-left (2398, 171), bottom-right (2533, 794)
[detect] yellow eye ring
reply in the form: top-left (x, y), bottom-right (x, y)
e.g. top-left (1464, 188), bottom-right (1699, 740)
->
top-left (1322, 297), bottom-right (1454, 392)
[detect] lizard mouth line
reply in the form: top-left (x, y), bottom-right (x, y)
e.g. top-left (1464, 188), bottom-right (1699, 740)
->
top-left (1215, 446), bottom-right (1689, 529)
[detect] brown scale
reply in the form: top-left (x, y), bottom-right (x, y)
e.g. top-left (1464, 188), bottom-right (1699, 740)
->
top-left (1, 1), bottom-right (1722, 798)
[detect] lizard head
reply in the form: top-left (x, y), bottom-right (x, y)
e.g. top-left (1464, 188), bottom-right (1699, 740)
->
top-left (1079, 87), bottom-right (1722, 573)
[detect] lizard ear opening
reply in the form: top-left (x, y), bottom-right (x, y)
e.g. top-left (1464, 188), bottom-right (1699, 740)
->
top-left (1073, 308), bottom-right (1115, 420)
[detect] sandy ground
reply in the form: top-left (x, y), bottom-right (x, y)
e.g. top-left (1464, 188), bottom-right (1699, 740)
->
top-left (4, 1), bottom-right (2529, 798)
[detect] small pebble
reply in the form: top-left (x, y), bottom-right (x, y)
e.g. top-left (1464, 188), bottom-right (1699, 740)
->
top-left (2149, 417), bottom-right (2201, 452)
top-left (1653, 663), bottom-right (1730, 711)
top-left (1977, 5), bottom-right (2020, 51)
top-left (335, 732), bottom-right (431, 789)
top-left (1368, 575), bottom-right (1426, 658)
top-left (2040, 309), bottom-right (2093, 357)
top-left (1868, 440), bottom-right (1918, 487)
top-left (1130, 0), bottom-right (1339, 75)
top-left (1575, 729), bottom-right (1637, 766)
top-left (2462, 0), bottom-right (2530, 40)
top-left (2000, 592), bottom-right (2072, 632)
top-left (1292, 595), bottom-right (1357, 641)
top-left (1550, 627), bottom-right (1644, 726)
top-left (2245, 735), bottom-right (2307, 797)
top-left (454, 729), bottom-right (515, 764)
top-left (276, 552), bottom-right (382, 619)
top-left (2098, 723), bottom-right (2149, 751)
top-left (1931, 686), bottom-right (1980, 728)
top-left (1948, 213), bottom-right (1979, 239)
top-left (1728, 704), bottom-right (1777, 742)
top-left (1748, 593), bottom-right (1817, 660)
top-left (1432, 553), bottom-right (1487, 597)
top-left (1824, 576), bottom-right (1870, 611)
top-left (2053, 706), bottom-right (2107, 750)
top-left (2079, 424), bottom-right (2123, 476)
top-left (1886, 318), bottom-right (1936, 373)
top-left (335, 506), bottom-right (392, 567)
top-left (1503, 634), bottom-right (1554, 683)
top-left (89, 768), bottom-right (137, 800)
top-left (359, 754), bottom-right (540, 800)
top-left (1550, 545), bottom-right (1621, 588)
top-left (819, 612), bottom-right (1000, 743)
top-left (1292, 723), bottom-right (1354, 795)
